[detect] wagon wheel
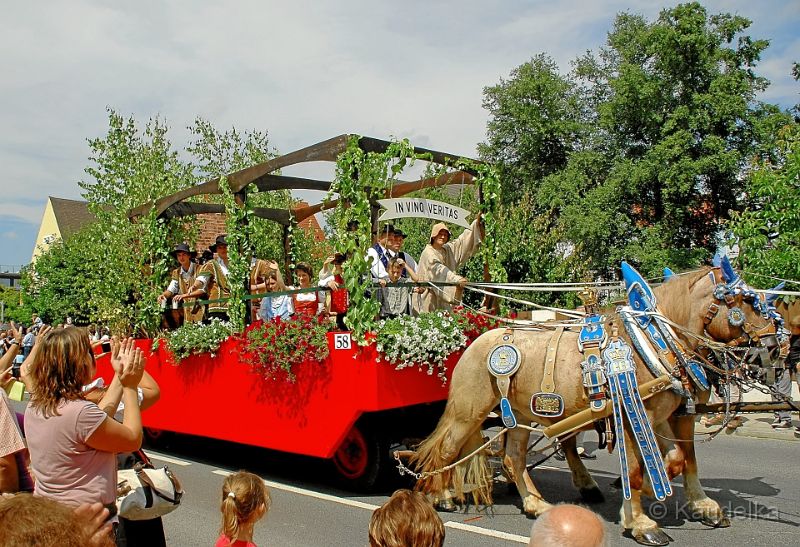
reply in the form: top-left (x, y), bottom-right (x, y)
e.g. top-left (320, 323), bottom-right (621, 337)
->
top-left (331, 423), bottom-right (390, 492)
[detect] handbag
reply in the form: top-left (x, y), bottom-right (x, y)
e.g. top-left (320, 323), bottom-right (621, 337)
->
top-left (116, 450), bottom-right (184, 521)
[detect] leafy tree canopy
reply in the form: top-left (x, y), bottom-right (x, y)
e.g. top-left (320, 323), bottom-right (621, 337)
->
top-left (481, 2), bottom-right (797, 283)
top-left (26, 110), bottom-right (317, 334)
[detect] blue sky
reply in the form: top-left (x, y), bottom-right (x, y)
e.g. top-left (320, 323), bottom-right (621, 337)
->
top-left (2, 0), bottom-right (798, 266)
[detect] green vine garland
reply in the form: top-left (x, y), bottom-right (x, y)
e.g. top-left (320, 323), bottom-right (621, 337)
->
top-left (220, 175), bottom-right (251, 331)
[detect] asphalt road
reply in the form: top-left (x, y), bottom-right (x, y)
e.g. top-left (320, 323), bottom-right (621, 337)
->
top-left (142, 429), bottom-right (800, 546)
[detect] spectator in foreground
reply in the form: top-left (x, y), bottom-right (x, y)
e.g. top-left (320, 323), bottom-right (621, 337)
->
top-left (368, 489), bottom-right (445, 547)
top-left (217, 470), bottom-right (271, 547)
top-left (0, 494), bottom-right (114, 547)
top-left (24, 330), bottom-right (145, 518)
top-left (529, 504), bottom-right (607, 547)
top-left (1, 384), bottom-right (31, 494)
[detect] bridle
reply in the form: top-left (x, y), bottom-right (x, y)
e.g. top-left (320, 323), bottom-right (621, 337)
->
top-left (701, 268), bottom-right (788, 365)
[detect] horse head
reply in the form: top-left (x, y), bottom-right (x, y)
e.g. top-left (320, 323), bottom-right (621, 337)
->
top-left (679, 260), bottom-right (786, 367)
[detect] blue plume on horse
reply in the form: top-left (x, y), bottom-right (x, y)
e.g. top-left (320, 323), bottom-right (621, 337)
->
top-left (622, 262), bottom-right (657, 328)
top-left (766, 282), bottom-right (785, 305)
top-left (718, 255), bottom-right (739, 284)
top-left (711, 253), bottom-right (722, 267)
top-left (663, 267), bottom-right (675, 280)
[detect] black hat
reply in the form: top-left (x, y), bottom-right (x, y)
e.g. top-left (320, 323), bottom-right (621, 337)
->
top-left (209, 234), bottom-right (228, 253)
top-left (393, 229), bottom-right (407, 238)
top-left (380, 224), bottom-right (396, 236)
top-left (170, 243), bottom-right (197, 259)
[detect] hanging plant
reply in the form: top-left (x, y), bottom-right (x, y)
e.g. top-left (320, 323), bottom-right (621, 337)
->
top-left (161, 318), bottom-right (234, 361)
top-left (375, 312), bottom-right (467, 384)
top-left (245, 314), bottom-right (333, 382)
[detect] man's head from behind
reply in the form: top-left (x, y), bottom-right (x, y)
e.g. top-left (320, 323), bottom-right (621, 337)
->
top-left (529, 504), bottom-right (607, 547)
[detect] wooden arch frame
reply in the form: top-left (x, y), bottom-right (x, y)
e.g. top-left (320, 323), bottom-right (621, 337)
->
top-left (128, 134), bottom-right (480, 225)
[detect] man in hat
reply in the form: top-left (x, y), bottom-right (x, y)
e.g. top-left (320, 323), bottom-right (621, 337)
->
top-left (182, 235), bottom-right (231, 322)
top-left (415, 215), bottom-right (483, 312)
top-left (158, 243), bottom-right (204, 324)
top-left (386, 228), bottom-right (418, 281)
top-left (366, 224), bottom-right (395, 282)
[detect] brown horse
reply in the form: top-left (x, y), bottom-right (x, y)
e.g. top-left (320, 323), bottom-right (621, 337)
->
top-left (411, 267), bottom-right (782, 545)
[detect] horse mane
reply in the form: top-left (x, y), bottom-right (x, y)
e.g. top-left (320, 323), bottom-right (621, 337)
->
top-left (653, 267), bottom-right (715, 326)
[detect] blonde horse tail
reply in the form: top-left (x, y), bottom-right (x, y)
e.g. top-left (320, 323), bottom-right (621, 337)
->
top-left (411, 405), bottom-right (493, 506)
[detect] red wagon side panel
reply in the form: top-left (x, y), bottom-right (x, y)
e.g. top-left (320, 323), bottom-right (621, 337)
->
top-left (97, 333), bottom-right (456, 459)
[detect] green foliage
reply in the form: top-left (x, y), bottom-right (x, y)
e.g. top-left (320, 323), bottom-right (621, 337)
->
top-left (69, 109), bottom-right (193, 334)
top-left (245, 314), bottom-right (332, 382)
top-left (0, 285), bottom-right (31, 324)
top-left (219, 176), bottom-right (250, 331)
top-left (27, 112), bottom-right (323, 334)
top-left (481, 2), bottom-right (788, 282)
top-left (730, 124), bottom-right (800, 292)
top-left (162, 318), bottom-right (234, 361)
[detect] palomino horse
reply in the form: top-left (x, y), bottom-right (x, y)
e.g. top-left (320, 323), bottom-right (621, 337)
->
top-left (411, 266), bottom-right (782, 545)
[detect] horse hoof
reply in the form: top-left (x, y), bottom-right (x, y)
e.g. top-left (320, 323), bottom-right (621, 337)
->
top-left (579, 486), bottom-right (605, 504)
top-left (700, 514), bottom-right (731, 528)
top-left (435, 499), bottom-right (458, 512)
top-left (633, 528), bottom-right (672, 546)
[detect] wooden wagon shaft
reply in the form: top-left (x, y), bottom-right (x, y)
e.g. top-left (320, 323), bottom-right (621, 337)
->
top-left (695, 401), bottom-right (800, 414)
top-left (542, 375), bottom-right (674, 439)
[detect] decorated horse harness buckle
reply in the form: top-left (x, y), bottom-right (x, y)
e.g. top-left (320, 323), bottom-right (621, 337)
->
top-left (487, 343), bottom-right (522, 428)
top-left (530, 393), bottom-right (564, 417)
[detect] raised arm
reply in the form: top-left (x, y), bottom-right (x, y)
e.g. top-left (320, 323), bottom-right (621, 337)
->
top-left (86, 343), bottom-right (145, 454)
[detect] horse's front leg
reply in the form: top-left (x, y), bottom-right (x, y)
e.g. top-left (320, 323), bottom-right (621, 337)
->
top-left (504, 426), bottom-right (552, 516)
top-left (561, 434), bottom-right (604, 503)
top-left (668, 414), bottom-right (730, 528)
top-left (619, 434), bottom-right (673, 546)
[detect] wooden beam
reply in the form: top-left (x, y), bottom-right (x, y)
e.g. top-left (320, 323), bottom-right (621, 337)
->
top-left (290, 170), bottom-right (474, 223)
top-left (251, 174), bottom-right (332, 193)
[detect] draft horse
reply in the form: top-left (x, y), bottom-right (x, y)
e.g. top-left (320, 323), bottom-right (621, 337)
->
top-left (411, 266), bottom-right (783, 545)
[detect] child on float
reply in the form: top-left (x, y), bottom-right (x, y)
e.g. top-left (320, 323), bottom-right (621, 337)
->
top-left (375, 256), bottom-right (419, 319)
top-left (257, 262), bottom-right (293, 321)
top-left (290, 262), bottom-right (325, 317)
top-left (216, 471), bottom-right (271, 547)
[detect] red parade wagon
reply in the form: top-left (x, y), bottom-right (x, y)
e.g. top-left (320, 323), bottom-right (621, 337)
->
top-left (98, 333), bottom-right (457, 489)
top-left (123, 135), bottom-right (489, 488)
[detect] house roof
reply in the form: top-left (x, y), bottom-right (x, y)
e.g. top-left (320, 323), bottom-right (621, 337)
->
top-left (49, 197), bottom-right (95, 238)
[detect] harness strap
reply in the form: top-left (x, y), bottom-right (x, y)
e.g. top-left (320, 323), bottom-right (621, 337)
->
top-left (541, 327), bottom-right (564, 393)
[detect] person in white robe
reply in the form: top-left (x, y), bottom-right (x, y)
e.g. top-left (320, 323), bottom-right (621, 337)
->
top-left (415, 216), bottom-right (482, 313)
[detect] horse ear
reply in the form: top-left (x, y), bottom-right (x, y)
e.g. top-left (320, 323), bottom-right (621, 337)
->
top-left (663, 267), bottom-right (675, 280)
top-left (719, 255), bottom-right (738, 284)
top-left (766, 282), bottom-right (785, 305)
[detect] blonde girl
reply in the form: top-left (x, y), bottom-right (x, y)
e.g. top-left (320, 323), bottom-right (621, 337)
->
top-left (216, 471), bottom-right (271, 547)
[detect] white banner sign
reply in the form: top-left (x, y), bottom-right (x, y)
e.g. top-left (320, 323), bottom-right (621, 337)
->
top-left (377, 198), bottom-right (471, 228)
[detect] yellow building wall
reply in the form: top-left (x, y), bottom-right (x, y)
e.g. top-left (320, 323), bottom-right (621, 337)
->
top-left (30, 198), bottom-right (61, 263)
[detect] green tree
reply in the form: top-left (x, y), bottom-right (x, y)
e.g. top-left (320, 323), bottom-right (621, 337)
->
top-left (729, 123), bottom-right (800, 288)
top-left (481, 2), bottom-right (791, 281)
